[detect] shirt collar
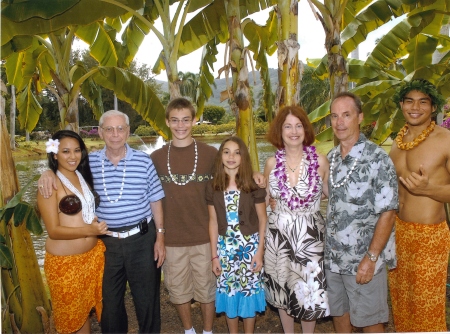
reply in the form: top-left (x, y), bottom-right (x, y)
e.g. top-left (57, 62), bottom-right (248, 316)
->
top-left (334, 133), bottom-right (367, 161)
top-left (100, 143), bottom-right (132, 162)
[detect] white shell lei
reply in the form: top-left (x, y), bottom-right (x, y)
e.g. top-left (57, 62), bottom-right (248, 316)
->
top-left (56, 170), bottom-right (95, 224)
top-left (102, 147), bottom-right (126, 203)
top-left (329, 149), bottom-right (359, 188)
top-left (167, 139), bottom-right (198, 186)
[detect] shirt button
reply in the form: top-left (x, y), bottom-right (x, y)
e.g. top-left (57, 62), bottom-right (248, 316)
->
top-left (238, 210), bottom-right (243, 215)
top-left (240, 221), bottom-right (244, 225)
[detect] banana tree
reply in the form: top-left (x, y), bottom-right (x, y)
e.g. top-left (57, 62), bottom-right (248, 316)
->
top-left (99, 0), bottom-right (273, 168)
top-left (242, 10), bottom-right (278, 121)
top-left (0, 108), bottom-right (51, 332)
top-left (214, 0), bottom-right (261, 170)
top-left (305, 0), bottom-right (436, 98)
top-left (242, 0), bottom-right (299, 112)
top-left (307, 0), bottom-right (450, 142)
top-left (99, 0), bottom-right (228, 99)
top-left (1, 0), bottom-right (169, 136)
top-left (1, 0), bottom-right (136, 130)
top-left (274, 0), bottom-right (300, 109)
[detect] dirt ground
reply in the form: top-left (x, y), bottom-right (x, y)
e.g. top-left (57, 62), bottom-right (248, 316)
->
top-left (90, 270), bottom-right (450, 334)
top-left (90, 284), bottom-right (399, 334)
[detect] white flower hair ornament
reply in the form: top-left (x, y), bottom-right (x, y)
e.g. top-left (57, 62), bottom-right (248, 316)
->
top-left (46, 139), bottom-right (60, 154)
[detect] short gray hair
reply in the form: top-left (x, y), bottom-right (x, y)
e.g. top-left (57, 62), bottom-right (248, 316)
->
top-left (99, 110), bottom-right (130, 126)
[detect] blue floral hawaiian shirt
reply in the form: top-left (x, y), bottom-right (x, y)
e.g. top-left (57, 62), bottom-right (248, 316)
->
top-left (325, 134), bottom-right (398, 275)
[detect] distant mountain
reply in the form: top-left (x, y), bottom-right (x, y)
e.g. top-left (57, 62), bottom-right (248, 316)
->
top-left (156, 68), bottom-right (279, 111)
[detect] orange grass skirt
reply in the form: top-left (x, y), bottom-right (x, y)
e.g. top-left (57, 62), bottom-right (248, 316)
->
top-left (388, 216), bottom-right (450, 332)
top-left (44, 239), bottom-right (105, 333)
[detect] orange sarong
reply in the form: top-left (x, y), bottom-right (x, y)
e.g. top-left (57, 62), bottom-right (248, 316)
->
top-left (44, 239), bottom-right (105, 333)
top-left (388, 216), bottom-right (450, 332)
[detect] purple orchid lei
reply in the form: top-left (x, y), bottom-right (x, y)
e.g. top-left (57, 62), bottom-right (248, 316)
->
top-left (274, 146), bottom-right (320, 210)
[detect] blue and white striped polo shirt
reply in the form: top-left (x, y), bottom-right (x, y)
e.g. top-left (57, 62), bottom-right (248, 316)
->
top-left (89, 144), bottom-right (165, 228)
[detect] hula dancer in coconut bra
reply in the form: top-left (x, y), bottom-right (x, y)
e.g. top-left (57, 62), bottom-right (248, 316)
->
top-left (388, 79), bottom-right (450, 332)
top-left (37, 130), bottom-right (108, 333)
top-left (263, 106), bottom-right (330, 334)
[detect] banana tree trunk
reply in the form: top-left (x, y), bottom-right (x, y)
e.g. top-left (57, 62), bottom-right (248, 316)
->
top-left (0, 113), bottom-right (52, 333)
top-left (226, 0), bottom-right (259, 171)
top-left (276, 0), bottom-right (300, 111)
top-left (320, 10), bottom-right (348, 145)
top-left (168, 80), bottom-right (182, 99)
top-left (163, 46), bottom-right (182, 99)
top-left (9, 85), bottom-right (16, 150)
top-left (325, 19), bottom-right (348, 99)
top-left (50, 71), bottom-right (80, 133)
top-left (47, 30), bottom-right (80, 132)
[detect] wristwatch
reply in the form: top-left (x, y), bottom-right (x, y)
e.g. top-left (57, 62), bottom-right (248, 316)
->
top-left (366, 251), bottom-right (378, 262)
top-left (157, 228), bottom-right (166, 234)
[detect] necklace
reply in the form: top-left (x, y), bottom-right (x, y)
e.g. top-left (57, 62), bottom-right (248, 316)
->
top-left (274, 146), bottom-right (320, 211)
top-left (167, 139), bottom-right (198, 186)
top-left (102, 146), bottom-right (127, 203)
top-left (286, 156), bottom-right (302, 173)
top-left (395, 121), bottom-right (435, 150)
top-left (329, 148), bottom-right (360, 188)
top-left (56, 170), bottom-right (95, 224)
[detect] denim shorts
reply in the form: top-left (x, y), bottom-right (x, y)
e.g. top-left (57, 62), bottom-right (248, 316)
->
top-left (325, 266), bottom-right (389, 327)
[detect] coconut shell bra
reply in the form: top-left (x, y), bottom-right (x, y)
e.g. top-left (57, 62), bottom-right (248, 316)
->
top-left (57, 170), bottom-right (99, 223)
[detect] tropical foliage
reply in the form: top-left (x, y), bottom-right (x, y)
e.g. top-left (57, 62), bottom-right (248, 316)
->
top-left (0, 113), bottom-right (50, 332)
top-left (1, 0), bottom-right (168, 137)
top-left (1, 0), bottom-right (449, 331)
top-left (203, 105), bottom-right (226, 124)
top-left (300, 65), bottom-right (330, 114)
top-left (306, 0), bottom-right (450, 143)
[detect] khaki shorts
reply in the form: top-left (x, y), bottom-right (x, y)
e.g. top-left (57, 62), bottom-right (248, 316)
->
top-left (325, 267), bottom-right (388, 328)
top-left (163, 243), bottom-right (216, 305)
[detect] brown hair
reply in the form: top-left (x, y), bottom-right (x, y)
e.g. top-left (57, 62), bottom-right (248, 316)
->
top-left (266, 105), bottom-right (315, 149)
top-left (166, 97), bottom-right (196, 119)
top-left (211, 136), bottom-right (258, 193)
top-left (331, 92), bottom-right (362, 114)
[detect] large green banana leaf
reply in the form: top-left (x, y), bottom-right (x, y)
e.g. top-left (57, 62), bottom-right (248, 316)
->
top-left (243, 9), bottom-right (278, 121)
top-left (196, 38), bottom-right (220, 118)
top-left (16, 82), bottom-right (43, 132)
top-left (92, 66), bottom-right (169, 138)
top-left (1, 0), bottom-right (144, 46)
top-left (76, 15), bottom-right (150, 68)
top-left (151, 0), bottom-right (275, 73)
top-left (341, 0), bottom-right (429, 58)
top-left (310, 0), bottom-right (449, 78)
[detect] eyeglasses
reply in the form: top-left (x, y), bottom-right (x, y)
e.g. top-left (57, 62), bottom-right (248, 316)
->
top-left (101, 125), bottom-right (129, 134)
top-left (169, 118), bottom-right (193, 125)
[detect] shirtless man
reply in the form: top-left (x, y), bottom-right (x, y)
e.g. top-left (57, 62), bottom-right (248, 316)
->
top-left (388, 79), bottom-right (450, 332)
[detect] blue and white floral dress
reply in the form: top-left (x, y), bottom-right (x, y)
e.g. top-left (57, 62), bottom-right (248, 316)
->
top-left (215, 190), bottom-right (266, 318)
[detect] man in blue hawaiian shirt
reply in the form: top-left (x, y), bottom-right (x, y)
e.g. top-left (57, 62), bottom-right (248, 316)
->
top-left (325, 92), bottom-right (399, 333)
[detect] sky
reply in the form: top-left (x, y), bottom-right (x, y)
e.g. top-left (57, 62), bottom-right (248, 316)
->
top-left (132, 1), bottom-right (401, 81)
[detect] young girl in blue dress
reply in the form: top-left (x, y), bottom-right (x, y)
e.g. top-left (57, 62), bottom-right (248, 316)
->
top-left (206, 136), bottom-right (267, 333)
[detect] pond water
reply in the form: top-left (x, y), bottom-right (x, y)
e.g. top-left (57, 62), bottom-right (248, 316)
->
top-left (16, 136), bottom-right (277, 267)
